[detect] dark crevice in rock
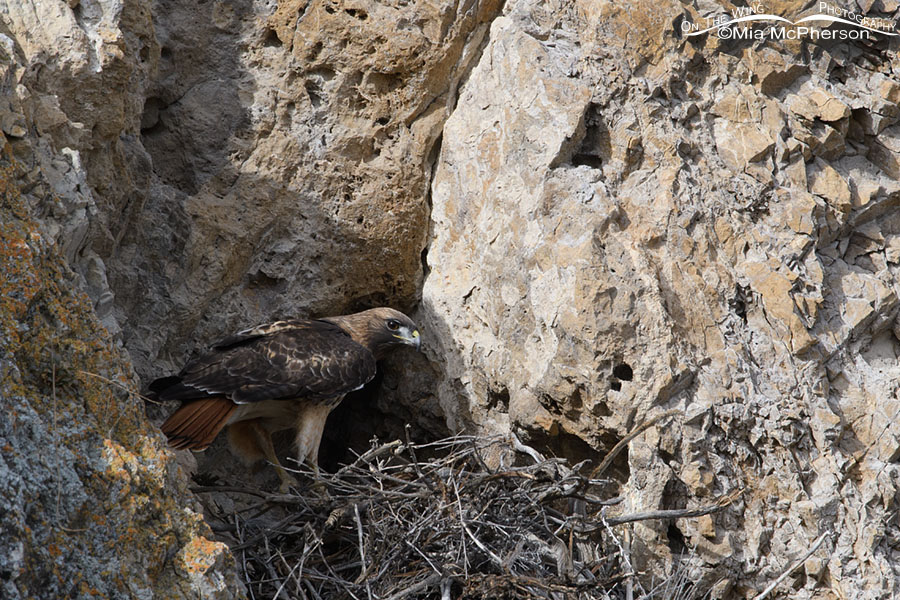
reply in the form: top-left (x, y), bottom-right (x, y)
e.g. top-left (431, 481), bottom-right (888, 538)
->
top-left (613, 362), bottom-right (633, 381)
top-left (261, 28), bottom-right (281, 48)
top-left (487, 385), bottom-right (511, 411)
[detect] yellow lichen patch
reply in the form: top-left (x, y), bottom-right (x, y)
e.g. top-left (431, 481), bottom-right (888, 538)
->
top-left (79, 581), bottom-right (103, 597)
top-left (1, 154), bottom-right (241, 597)
top-left (101, 438), bottom-right (136, 488)
top-left (0, 177), bottom-right (41, 348)
top-left (132, 436), bottom-right (171, 488)
top-left (177, 536), bottom-right (230, 577)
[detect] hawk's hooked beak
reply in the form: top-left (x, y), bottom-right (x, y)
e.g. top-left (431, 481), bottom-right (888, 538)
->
top-left (395, 328), bottom-right (421, 351)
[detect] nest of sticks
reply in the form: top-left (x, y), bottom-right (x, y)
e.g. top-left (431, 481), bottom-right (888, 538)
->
top-left (194, 417), bottom-right (738, 600)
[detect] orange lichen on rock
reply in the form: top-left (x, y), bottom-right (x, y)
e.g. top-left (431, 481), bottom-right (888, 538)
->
top-left (0, 157), bottom-right (243, 598)
top-left (177, 536), bottom-right (232, 578)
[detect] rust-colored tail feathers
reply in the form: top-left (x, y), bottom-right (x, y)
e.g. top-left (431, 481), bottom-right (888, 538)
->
top-left (160, 397), bottom-right (236, 450)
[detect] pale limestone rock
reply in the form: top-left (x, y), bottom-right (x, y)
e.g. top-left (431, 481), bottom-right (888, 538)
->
top-left (808, 88), bottom-right (851, 122)
top-left (886, 236), bottom-right (900, 264)
top-left (712, 86), bottom-right (762, 123)
top-left (856, 103), bottom-right (898, 136)
top-left (742, 260), bottom-right (815, 353)
top-left (422, 0), bottom-right (900, 596)
top-left (808, 159), bottom-right (852, 214)
top-left (789, 86), bottom-right (851, 123)
top-left (752, 47), bottom-right (806, 95)
top-left (784, 192), bottom-right (817, 235)
top-left (869, 129), bottom-right (900, 179)
top-left (713, 120), bottom-right (775, 170)
top-left (879, 78), bottom-right (900, 104)
top-left (788, 94), bottom-right (821, 122)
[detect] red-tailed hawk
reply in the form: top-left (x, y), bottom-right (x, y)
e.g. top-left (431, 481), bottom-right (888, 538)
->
top-left (149, 307), bottom-right (420, 490)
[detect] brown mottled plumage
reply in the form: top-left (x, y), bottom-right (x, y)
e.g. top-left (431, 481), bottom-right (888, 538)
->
top-left (149, 307), bottom-right (421, 490)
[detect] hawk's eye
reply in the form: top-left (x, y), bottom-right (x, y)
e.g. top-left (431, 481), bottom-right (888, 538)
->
top-left (386, 319), bottom-right (401, 331)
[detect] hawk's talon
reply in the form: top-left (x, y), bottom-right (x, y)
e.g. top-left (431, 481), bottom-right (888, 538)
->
top-left (278, 474), bottom-right (300, 494)
top-left (306, 477), bottom-right (329, 498)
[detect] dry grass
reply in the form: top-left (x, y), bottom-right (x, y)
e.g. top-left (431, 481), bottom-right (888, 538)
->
top-left (193, 427), bottom-right (736, 600)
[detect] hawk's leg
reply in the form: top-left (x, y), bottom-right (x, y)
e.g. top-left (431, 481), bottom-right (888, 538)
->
top-left (294, 403), bottom-right (333, 493)
top-left (228, 420), bottom-right (299, 492)
top-left (252, 423), bottom-right (299, 493)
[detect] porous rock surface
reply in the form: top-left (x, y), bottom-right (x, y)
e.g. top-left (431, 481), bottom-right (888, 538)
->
top-left (0, 172), bottom-right (241, 597)
top-left (1, 0), bottom-right (498, 596)
top-left (422, 0), bottom-right (900, 598)
top-left (108, 0), bottom-right (500, 376)
top-left (3, 0), bottom-right (900, 597)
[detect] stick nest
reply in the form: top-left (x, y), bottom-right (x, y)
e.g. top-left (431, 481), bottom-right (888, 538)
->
top-left (195, 434), bottom-right (713, 600)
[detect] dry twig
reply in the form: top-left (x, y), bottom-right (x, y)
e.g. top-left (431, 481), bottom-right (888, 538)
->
top-left (591, 410), bottom-right (681, 480)
top-left (751, 532), bottom-right (830, 600)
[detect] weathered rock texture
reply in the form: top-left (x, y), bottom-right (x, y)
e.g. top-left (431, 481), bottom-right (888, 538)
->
top-left (5, 0), bottom-right (900, 597)
top-left (0, 169), bottom-right (241, 598)
top-left (0, 2), bottom-right (244, 597)
top-left (422, 0), bottom-right (900, 597)
top-left (2, 0), bottom-right (500, 371)
top-left (110, 0), bottom-right (500, 379)
top-left (0, 0), bottom-right (500, 595)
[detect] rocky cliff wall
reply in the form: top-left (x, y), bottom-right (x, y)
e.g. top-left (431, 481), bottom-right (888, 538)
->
top-left (0, 2), bottom-right (244, 598)
top-left (100, 0), bottom-right (499, 379)
top-left (422, 0), bottom-right (900, 597)
top-left (3, 0), bottom-right (900, 597)
top-left (0, 166), bottom-right (241, 597)
top-left (1, 0), bottom-right (500, 595)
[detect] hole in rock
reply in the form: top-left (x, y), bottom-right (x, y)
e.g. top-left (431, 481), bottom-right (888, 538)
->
top-left (305, 82), bottom-right (323, 108)
top-left (487, 386), bottom-right (510, 411)
top-left (262, 28), bottom-right (281, 48)
top-left (247, 270), bottom-right (284, 290)
top-left (140, 97), bottom-right (168, 134)
top-left (344, 8), bottom-right (368, 20)
top-left (612, 363), bottom-right (633, 381)
top-left (667, 523), bottom-right (687, 555)
top-left (522, 426), bottom-right (622, 479)
top-left (318, 371), bottom-right (390, 472)
top-left (317, 360), bottom-right (445, 473)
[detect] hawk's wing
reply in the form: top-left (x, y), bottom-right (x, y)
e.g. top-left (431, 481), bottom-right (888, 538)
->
top-left (152, 319), bottom-right (377, 405)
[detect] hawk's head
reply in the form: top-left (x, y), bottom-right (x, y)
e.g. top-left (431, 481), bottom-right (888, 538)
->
top-left (328, 307), bottom-right (421, 358)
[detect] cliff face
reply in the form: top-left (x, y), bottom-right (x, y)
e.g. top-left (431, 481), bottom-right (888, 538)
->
top-left (98, 0), bottom-right (500, 379)
top-left (1, 0), bottom-right (500, 595)
top-left (422, 0), bottom-right (900, 596)
top-left (0, 171), bottom-right (240, 597)
top-left (3, 0), bottom-right (900, 597)
top-left (0, 2), bottom-right (240, 598)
